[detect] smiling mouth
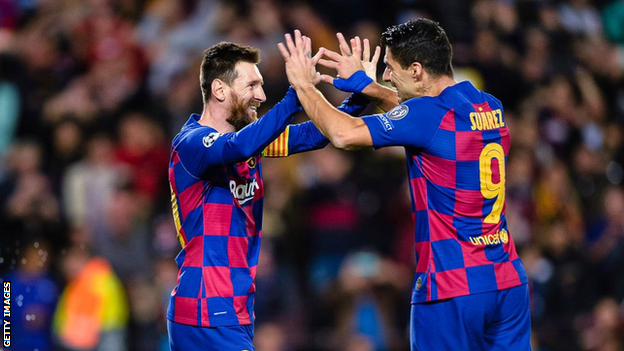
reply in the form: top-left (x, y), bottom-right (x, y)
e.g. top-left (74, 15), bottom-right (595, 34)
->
top-left (248, 105), bottom-right (259, 118)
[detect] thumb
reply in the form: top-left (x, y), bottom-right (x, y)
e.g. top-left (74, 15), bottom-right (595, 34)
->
top-left (319, 74), bottom-right (335, 86)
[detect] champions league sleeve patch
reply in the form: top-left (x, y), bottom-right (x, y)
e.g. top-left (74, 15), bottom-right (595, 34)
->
top-left (386, 104), bottom-right (409, 120)
top-left (202, 132), bottom-right (221, 148)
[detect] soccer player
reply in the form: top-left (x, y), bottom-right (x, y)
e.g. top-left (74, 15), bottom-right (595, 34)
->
top-left (278, 20), bottom-right (531, 350)
top-left (167, 41), bottom-right (375, 350)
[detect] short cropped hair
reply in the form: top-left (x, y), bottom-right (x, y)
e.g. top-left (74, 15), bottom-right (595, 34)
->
top-left (380, 18), bottom-right (453, 78)
top-left (199, 42), bottom-right (260, 102)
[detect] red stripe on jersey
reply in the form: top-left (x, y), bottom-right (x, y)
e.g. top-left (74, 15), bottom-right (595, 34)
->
top-left (410, 177), bottom-right (428, 211)
top-left (471, 102), bottom-right (493, 113)
top-left (414, 241), bottom-right (431, 273)
top-left (182, 236), bottom-right (204, 267)
top-left (236, 161), bottom-right (251, 178)
top-left (421, 154), bottom-right (457, 189)
top-left (439, 109), bottom-right (455, 131)
top-left (179, 182), bottom-right (204, 220)
top-left (428, 210), bottom-right (457, 242)
top-left (454, 189), bottom-right (485, 217)
top-left (203, 204), bottom-right (233, 236)
top-left (201, 299), bottom-right (210, 327)
top-left (242, 205), bottom-right (257, 237)
top-left (459, 241), bottom-right (491, 267)
top-left (506, 234), bottom-right (520, 261)
top-left (435, 269), bottom-right (470, 299)
top-left (500, 127), bottom-right (511, 155)
top-left (494, 261), bottom-right (521, 290)
top-left (173, 297), bottom-right (198, 325)
top-left (249, 266), bottom-right (257, 293)
top-left (228, 237), bottom-right (249, 268)
top-left (482, 220), bottom-right (501, 236)
top-left (234, 296), bottom-right (250, 324)
top-left (203, 267), bottom-right (233, 298)
top-left (455, 131), bottom-right (484, 161)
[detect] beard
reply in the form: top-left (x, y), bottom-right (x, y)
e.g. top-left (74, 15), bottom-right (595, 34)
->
top-left (226, 92), bottom-right (260, 131)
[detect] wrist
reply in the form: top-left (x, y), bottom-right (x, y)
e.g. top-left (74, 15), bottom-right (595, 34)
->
top-left (295, 82), bottom-right (316, 93)
top-left (334, 70), bottom-right (374, 93)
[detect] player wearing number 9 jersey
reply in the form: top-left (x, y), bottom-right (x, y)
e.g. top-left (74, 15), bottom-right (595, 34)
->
top-left (363, 81), bottom-right (527, 304)
top-left (279, 19), bottom-right (531, 351)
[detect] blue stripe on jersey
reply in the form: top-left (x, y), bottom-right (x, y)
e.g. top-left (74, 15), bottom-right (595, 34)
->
top-left (426, 183), bottom-right (456, 216)
top-left (427, 129), bottom-right (456, 160)
top-left (177, 267), bottom-right (202, 297)
top-left (466, 265), bottom-right (498, 293)
top-left (432, 239), bottom-right (465, 271)
top-left (182, 207), bottom-right (203, 240)
top-left (455, 160), bottom-right (480, 191)
top-left (203, 236), bottom-right (229, 267)
top-left (174, 163), bottom-right (200, 194)
top-left (453, 216), bottom-right (485, 242)
top-left (231, 268), bottom-right (253, 296)
top-left (414, 210), bottom-right (430, 243)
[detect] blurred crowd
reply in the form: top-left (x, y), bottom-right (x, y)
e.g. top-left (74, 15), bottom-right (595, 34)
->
top-left (0, 0), bottom-right (623, 350)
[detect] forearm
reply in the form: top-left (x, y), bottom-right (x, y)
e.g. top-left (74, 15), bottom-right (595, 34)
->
top-left (361, 82), bottom-right (399, 112)
top-left (297, 84), bottom-right (366, 149)
top-left (222, 88), bottom-right (300, 163)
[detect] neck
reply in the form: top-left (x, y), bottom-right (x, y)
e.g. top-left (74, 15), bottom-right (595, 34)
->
top-left (198, 102), bottom-right (235, 133)
top-left (422, 75), bottom-right (457, 97)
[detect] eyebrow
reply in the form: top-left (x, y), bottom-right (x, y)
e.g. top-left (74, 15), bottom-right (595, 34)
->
top-left (243, 78), bottom-right (264, 86)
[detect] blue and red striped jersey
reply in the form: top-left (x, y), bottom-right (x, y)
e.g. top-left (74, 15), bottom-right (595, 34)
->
top-left (168, 89), bottom-right (368, 327)
top-left (363, 81), bottom-right (528, 303)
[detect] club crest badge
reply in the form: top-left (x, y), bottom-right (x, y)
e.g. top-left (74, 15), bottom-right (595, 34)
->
top-left (247, 157), bottom-right (257, 168)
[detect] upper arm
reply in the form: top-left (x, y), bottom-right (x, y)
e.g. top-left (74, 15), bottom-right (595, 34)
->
top-left (361, 103), bottom-right (442, 149)
top-left (332, 118), bottom-right (374, 150)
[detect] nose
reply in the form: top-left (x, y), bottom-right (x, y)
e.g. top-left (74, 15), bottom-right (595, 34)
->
top-left (382, 67), bottom-right (391, 82)
top-left (255, 87), bottom-right (266, 103)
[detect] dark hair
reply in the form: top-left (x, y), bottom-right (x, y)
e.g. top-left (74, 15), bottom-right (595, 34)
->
top-left (200, 42), bottom-right (260, 102)
top-left (380, 18), bottom-right (453, 78)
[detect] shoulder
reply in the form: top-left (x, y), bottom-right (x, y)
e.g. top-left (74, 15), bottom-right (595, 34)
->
top-left (385, 97), bottom-right (436, 120)
top-left (175, 124), bottom-right (222, 152)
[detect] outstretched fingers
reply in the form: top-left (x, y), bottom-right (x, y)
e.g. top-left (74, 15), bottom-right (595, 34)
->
top-left (351, 36), bottom-right (362, 59)
top-left (372, 45), bottom-right (381, 65)
top-left (294, 29), bottom-right (304, 54)
top-left (317, 58), bottom-right (338, 70)
top-left (336, 32), bottom-right (352, 56)
top-left (363, 39), bottom-right (371, 62)
top-left (311, 48), bottom-right (325, 66)
top-left (277, 42), bottom-right (290, 62)
top-left (321, 48), bottom-right (343, 62)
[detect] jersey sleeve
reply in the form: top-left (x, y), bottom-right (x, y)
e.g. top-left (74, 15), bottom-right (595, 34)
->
top-left (263, 122), bottom-right (329, 157)
top-left (175, 88), bottom-right (301, 177)
top-left (263, 93), bottom-right (370, 157)
top-left (337, 92), bottom-right (370, 116)
top-left (361, 100), bottom-right (443, 149)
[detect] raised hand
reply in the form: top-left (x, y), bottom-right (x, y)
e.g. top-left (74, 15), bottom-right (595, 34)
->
top-left (278, 30), bottom-right (324, 90)
top-left (318, 33), bottom-right (381, 89)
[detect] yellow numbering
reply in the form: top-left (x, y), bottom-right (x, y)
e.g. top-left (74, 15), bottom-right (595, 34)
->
top-left (479, 143), bottom-right (506, 224)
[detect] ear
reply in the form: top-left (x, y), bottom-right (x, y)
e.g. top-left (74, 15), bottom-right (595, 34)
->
top-left (211, 79), bottom-right (227, 102)
top-left (410, 62), bottom-right (423, 81)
